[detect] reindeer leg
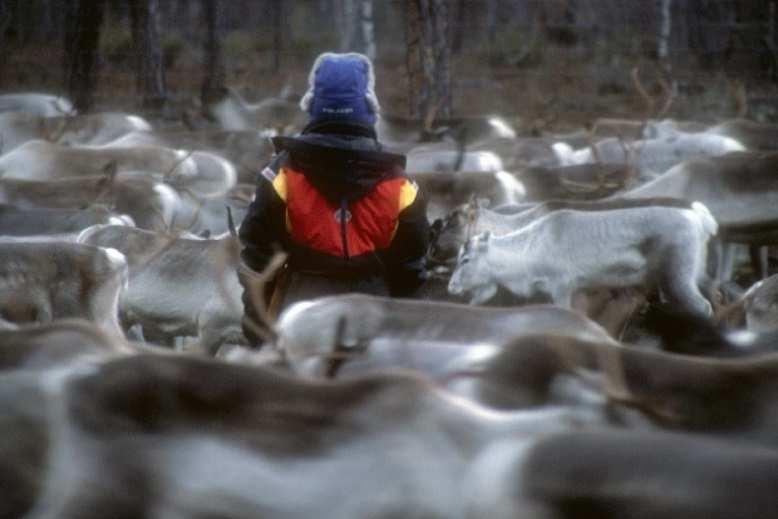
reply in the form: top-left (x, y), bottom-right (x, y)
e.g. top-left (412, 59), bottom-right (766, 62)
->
top-left (715, 241), bottom-right (736, 282)
top-left (661, 249), bottom-right (713, 318)
top-left (749, 245), bottom-right (769, 280)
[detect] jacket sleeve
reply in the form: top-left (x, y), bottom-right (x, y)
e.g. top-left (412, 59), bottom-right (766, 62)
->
top-left (239, 158), bottom-right (288, 274)
top-left (383, 183), bottom-right (430, 297)
top-left (238, 157), bottom-right (288, 347)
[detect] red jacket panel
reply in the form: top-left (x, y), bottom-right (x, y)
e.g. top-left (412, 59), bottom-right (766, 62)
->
top-left (283, 167), bottom-right (411, 258)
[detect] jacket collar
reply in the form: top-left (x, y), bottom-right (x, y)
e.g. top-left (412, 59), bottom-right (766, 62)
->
top-left (302, 120), bottom-right (378, 140)
top-left (271, 130), bottom-right (406, 203)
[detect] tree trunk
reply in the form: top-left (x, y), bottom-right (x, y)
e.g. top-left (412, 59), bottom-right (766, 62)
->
top-left (767, 1), bottom-right (778, 81)
top-left (405, 0), bottom-right (422, 119)
top-left (450, 0), bottom-right (467, 53)
top-left (672, 0), bottom-right (690, 53)
top-left (0, 0), bottom-right (11, 51)
top-left (177, 0), bottom-right (199, 40)
top-left (485, 0), bottom-right (498, 47)
top-left (36, 0), bottom-right (54, 41)
top-left (63, 0), bottom-right (78, 83)
top-left (158, 0), bottom-right (175, 28)
top-left (270, 0), bottom-right (283, 72)
top-left (0, 0), bottom-right (11, 80)
top-left (360, 0), bottom-right (376, 60)
top-left (65, 0), bottom-right (106, 113)
top-left (129, 0), bottom-right (166, 110)
top-left (201, 0), bottom-right (225, 107)
top-left (688, 0), bottom-right (736, 69)
top-left (46, 0), bottom-right (66, 43)
top-left (338, 0), bottom-right (358, 52)
top-left (337, 0), bottom-right (374, 58)
top-left (17, 0), bottom-right (30, 44)
top-left (658, 0), bottom-right (673, 64)
top-left (405, 0), bottom-right (451, 130)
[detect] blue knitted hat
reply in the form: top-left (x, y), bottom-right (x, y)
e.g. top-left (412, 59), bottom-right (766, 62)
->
top-left (299, 52), bottom-right (380, 127)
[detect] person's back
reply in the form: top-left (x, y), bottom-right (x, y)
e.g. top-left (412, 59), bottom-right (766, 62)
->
top-left (239, 53), bottom-right (429, 346)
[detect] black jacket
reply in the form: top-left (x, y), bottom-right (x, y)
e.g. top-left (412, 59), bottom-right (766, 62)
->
top-left (239, 121), bottom-right (429, 297)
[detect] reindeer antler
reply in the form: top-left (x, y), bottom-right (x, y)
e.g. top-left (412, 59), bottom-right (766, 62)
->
top-left (236, 251), bottom-right (287, 347)
top-left (631, 66), bottom-right (676, 121)
top-left (163, 150), bottom-right (194, 183)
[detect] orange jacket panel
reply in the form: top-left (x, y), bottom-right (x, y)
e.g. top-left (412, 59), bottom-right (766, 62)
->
top-left (282, 167), bottom-right (412, 258)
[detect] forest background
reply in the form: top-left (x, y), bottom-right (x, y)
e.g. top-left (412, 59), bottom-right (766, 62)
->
top-left (1, 0), bottom-right (776, 132)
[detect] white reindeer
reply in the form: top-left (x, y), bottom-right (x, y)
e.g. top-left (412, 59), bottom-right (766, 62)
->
top-left (448, 203), bottom-right (718, 317)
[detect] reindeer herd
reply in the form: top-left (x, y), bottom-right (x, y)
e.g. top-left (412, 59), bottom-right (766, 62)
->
top-left (2, 88), bottom-right (778, 518)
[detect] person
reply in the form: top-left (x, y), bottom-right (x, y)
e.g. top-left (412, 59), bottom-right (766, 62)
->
top-left (238, 52), bottom-right (430, 346)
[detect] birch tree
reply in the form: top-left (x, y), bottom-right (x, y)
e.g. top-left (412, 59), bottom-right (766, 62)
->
top-left (405, 0), bottom-right (451, 130)
top-left (200, 0), bottom-right (225, 107)
top-left (658, 0), bottom-right (673, 67)
top-left (65, 0), bottom-right (106, 112)
top-left (337, 0), bottom-right (357, 52)
top-left (129, 0), bottom-right (167, 110)
top-left (0, 0), bottom-right (11, 55)
top-left (270, 0), bottom-right (284, 73)
top-left (338, 0), bottom-right (375, 60)
top-left (360, 0), bottom-right (376, 60)
top-left (450, 0), bottom-right (467, 53)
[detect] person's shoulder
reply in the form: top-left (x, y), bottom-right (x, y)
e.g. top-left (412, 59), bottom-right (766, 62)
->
top-left (392, 176), bottom-right (419, 211)
top-left (257, 150), bottom-right (289, 183)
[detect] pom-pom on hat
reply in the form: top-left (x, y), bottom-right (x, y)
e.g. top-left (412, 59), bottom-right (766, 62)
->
top-left (299, 52), bottom-right (380, 127)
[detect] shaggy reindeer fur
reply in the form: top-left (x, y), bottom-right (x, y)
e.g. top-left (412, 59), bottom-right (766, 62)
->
top-left (77, 224), bottom-right (244, 354)
top-left (0, 243), bottom-right (127, 337)
top-left (448, 204), bottom-right (717, 317)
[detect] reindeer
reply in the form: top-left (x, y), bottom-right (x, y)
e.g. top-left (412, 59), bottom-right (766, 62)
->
top-left (205, 86), bottom-right (305, 134)
top-left (0, 93), bottom-right (75, 117)
top-left (76, 213), bottom-right (273, 355)
top-left (0, 140), bottom-right (236, 200)
top-left (275, 295), bottom-right (613, 378)
top-left (623, 151), bottom-right (778, 281)
top-left (0, 243), bottom-right (128, 338)
top-left (448, 203), bottom-right (717, 318)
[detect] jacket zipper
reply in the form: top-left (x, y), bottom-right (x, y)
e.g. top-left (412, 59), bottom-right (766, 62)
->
top-left (339, 197), bottom-right (350, 260)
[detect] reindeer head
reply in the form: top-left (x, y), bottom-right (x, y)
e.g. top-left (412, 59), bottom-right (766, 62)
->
top-left (56, 115), bottom-right (94, 146)
top-left (428, 200), bottom-right (480, 263)
top-left (448, 232), bottom-right (497, 304)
